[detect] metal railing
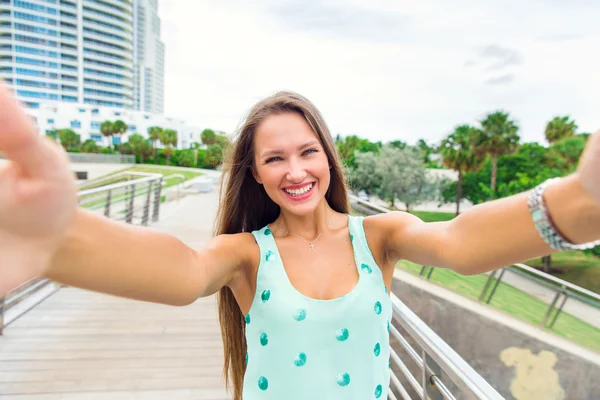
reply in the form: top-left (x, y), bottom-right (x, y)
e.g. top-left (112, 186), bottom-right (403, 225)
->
top-left (0, 172), bottom-right (164, 335)
top-left (389, 293), bottom-right (504, 400)
top-left (350, 194), bottom-right (569, 399)
top-left (0, 152), bottom-right (135, 164)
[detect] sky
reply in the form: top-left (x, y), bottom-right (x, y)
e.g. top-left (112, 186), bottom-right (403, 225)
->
top-left (159, 0), bottom-right (600, 146)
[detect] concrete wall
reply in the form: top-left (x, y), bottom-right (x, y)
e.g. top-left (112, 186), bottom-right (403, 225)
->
top-left (391, 270), bottom-right (600, 400)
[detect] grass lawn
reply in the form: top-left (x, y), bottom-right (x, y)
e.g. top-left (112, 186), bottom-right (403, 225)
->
top-left (397, 260), bottom-right (600, 353)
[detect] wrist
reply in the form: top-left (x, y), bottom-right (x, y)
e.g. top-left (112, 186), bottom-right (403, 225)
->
top-left (544, 174), bottom-right (600, 245)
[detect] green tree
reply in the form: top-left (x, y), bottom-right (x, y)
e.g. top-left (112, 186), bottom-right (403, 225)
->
top-left (439, 125), bottom-right (485, 215)
top-left (201, 129), bottom-right (217, 145)
top-left (551, 135), bottom-right (587, 169)
top-left (148, 126), bottom-right (163, 164)
top-left (100, 121), bottom-right (114, 150)
top-left (57, 129), bottom-right (80, 151)
top-left (206, 144), bottom-right (224, 168)
top-left (545, 116), bottom-right (577, 144)
top-left (473, 111), bottom-right (520, 196)
top-left (375, 146), bottom-right (432, 211)
top-left (191, 142), bottom-right (201, 167)
top-left (350, 151), bottom-right (381, 196)
top-left (81, 139), bottom-right (100, 153)
top-left (159, 128), bottom-right (178, 165)
top-left (112, 120), bottom-right (128, 151)
top-left (336, 135), bottom-right (381, 169)
top-left (128, 134), bottom-right (153, 163)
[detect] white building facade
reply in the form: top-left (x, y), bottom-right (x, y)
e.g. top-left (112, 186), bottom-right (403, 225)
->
top-left (30, 101), bottom-right (202, 150)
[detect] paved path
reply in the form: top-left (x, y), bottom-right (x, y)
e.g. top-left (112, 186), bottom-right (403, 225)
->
top-left (0, 185), bottom-right (229, 399)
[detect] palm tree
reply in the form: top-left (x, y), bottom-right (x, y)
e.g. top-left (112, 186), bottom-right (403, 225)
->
top-left (148, 126), bottom-right (163, 164)
top-left (191, 142), bottom-right (201, 167)
top-left (474, 111), bottom-right (520, 196)
top-left (159, 128), bottom-right (178, 165)
top-left (100, 121), bottom-right (114, 150)
top-left (545, 116), bottom-right (577, 144)
top-left (439, 125), bottom-right (485, 215)
top-left (112, 120), bottom-right (128, 151)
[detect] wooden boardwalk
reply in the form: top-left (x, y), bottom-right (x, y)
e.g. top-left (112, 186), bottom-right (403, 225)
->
top-left (0, 189), bottom-right (230, 399)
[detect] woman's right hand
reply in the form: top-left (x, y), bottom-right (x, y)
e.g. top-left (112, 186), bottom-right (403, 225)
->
top-left (0, 83), bottom-right (78, 295)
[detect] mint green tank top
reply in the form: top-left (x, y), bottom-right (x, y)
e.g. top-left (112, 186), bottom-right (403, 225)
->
top-left (243, 215), bottom-right (392, 399)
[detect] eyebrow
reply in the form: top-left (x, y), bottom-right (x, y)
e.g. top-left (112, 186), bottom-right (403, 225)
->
top-left (260, 140), bottom-right (320, 158)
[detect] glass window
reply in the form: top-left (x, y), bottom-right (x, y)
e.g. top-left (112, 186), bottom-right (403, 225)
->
top-left (47, 118), bottom-right (54, 123)
top-left (70, 120), bottom-right (81, 128)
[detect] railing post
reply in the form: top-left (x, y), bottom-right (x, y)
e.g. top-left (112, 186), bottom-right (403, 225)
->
top-left (0, 295), bottom-right (4, 336)
top-left (126, 183), bottom-right (135, 224)
top-left (141, 181), bottom-right (153, 226)
top-left (104, 189), bottom-right (112, 218)
top-left (484, 268), bottom-right (506, 304)
top-left (424, 353), bottom-right (444, 400)
top-left (549, 291), bottom-right (568, 329)
top-left (541, 286), bottom-right (563, 328)
top-left (152, 177), bottom-right (163, 222)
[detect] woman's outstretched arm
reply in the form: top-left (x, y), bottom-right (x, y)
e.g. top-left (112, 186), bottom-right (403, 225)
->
top-left (46, 210), bottom-right (251, 306)
top-left (376, 132), bottom-right (600, 275)
top-left (0, 81), bottom-right (250, 303)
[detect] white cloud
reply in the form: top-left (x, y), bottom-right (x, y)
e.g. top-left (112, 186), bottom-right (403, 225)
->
top-left (160, 0), bottom-right (600, 145)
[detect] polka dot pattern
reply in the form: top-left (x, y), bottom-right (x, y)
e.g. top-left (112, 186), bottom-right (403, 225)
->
top-left (243, 217), bottom-right (391, 399)
top-left (336, 372), bottom-right (351, 387)
top-left (335, 328), bottom-right (349, 341)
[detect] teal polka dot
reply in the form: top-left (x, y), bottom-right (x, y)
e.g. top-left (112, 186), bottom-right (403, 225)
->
top-left (293, 308), bottom-right (307, 321)
top-left (374, 342), bottom-right (381, 357)
top-left (245, 313), bottom-right (251, 324)
top-left (294, 352), bottom-right (307, 366)
top-left (264, 228), bottom-right (272, 235)
top-left (336, 372), bottom-right (351, 386)
top-left (374, 301), bottom-right (382, 315)
top-left (389, 358), bottom-right (391, 369)
top-left (266, 250), bottom-right (274, 261)
top-left (261, 289), bottom-right (271, 303)
top-left (335, 328), bottom-right (349, 341)
top-left (245, 352), bottom-right (248, 364)
top-left (384, 285), bottom-right (388, 294)
top-left (258, 376), bottom-right (268, 390)
top-left (375, 384), bottom-right (383, 398)
top-left (260, 332), bottom-right (268, 346)
top-left (361, 263), bottom-right (372, 274)
top-left (350, 234), bottom-right (354, 242)
top-left (387, 320), bottom-right (390, 333)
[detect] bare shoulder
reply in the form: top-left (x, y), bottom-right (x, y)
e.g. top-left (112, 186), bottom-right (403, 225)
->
top-left (193, 231), bottom-right (260, 297)
top-left (362, 211), bottom-right (426, 261)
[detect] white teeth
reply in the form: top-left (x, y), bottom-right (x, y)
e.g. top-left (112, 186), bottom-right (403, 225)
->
top-left (284, 183), bottom-right (313, 196)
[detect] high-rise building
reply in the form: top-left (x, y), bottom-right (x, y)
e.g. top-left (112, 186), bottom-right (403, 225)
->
top-left (0, 0), bottom-right (165, 115)
top-left (133, 0), bottom-right (163, 114)
top-left (0, 0), bottom-right (136, 109)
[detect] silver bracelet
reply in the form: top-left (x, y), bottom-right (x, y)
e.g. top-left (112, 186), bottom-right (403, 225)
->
top-left (528, 177), bottom-right (600, 251)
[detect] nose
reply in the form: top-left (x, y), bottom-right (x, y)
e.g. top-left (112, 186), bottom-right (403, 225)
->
top-left (286, 156), bottom-right (307, 183)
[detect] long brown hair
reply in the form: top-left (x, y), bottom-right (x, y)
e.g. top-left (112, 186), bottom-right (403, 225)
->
top-left (213, 90), bottom-right (350, 399)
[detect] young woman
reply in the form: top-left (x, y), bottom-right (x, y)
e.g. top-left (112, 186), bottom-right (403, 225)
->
top-left (0, 83), bottom-right (599, 400)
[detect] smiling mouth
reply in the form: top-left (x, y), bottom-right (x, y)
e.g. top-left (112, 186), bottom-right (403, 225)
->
top-left (283, 182), bottom-right (315, 197)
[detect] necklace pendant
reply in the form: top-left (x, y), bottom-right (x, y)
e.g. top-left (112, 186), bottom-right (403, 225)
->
top-left (309, 242), bottom-right (315, 249)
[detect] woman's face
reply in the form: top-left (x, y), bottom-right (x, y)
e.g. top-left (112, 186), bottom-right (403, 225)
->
top-left (253, 112), bottom-right (331, 216)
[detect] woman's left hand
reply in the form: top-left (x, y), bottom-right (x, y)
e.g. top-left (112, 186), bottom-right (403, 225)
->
top-left (576, 130), bottom-right (600, 205)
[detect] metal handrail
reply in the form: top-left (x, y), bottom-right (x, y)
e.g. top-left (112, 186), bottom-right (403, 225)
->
top-left (1, 173), bottom-right (165, 335)
top-left (389, 293), bottom-right (504, 399)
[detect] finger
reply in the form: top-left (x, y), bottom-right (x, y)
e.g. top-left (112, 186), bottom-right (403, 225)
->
top-left (0, 82), bottom-right (64, 179)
